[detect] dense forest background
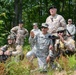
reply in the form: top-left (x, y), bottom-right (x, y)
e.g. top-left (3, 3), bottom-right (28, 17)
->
top-left (0, 0), bottom-right (76, 46)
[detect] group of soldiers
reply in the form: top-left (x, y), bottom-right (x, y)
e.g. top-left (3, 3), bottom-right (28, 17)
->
top-left (26, 5), bottom-right (76, 72)
top-left (0, 5), bottom-right (76, 73)
top-left (0, 21), bottom-right (28, 62)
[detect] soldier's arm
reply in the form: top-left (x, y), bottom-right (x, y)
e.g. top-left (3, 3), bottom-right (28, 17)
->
top-left (29, 31), bottom-right (37, 45)
top-left (0, 45), bottom-right (8, 52)
top-left (24, 29), bottom-right (29, 37)
top-left (11, 26), bottom-right (18, 35)
top-left (71, 25), bottom-right (76, 35)
top-left (0, 49), bottom-right (3, 55)
top-left (59, 15), bottom-right (66, 28)
top-left (64, 39), bottom-right (75, 51)
top-left (12, 45), bottom-right (22, 56)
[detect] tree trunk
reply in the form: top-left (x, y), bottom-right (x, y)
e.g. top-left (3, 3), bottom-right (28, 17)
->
top-left (19, 0), bottom-right (22, 22)
top-left (13, 0), bottom-right (22, 27)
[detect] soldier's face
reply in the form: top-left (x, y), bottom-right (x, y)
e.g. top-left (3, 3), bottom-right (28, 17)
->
top-left (68, 20), bottom-right (72, 24)
top-left (57, 31), bottom-right (64, 36)
top-left (8, 39), bottom-right (13, 45)
top-left (49, 8), bottom-right (57, 16)
top-left (41, 27), bottom-right (48, 34)
top-left (19, 24), bottom-right (23, 28)
top-left (33, 25), bottom-right (38, 29)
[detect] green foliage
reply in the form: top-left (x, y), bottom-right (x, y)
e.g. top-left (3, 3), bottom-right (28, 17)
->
top-left (0, 0), bottom-right (76, 45)
top-left (68, 55), bottom-right (76, 70)
top-left (5, 57), bottom-right (30, 75)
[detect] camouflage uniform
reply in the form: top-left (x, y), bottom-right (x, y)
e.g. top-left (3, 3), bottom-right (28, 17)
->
top-left (0, 35), bottom-right (23, 62)
top-left (66, 19), bottom-right (76, 39)
top-left (11, 26), bottom-right (28, 45)
top-left (28, 23), bottom-right (53, 71)
top-left (55, 27), bottom-right (75, 56)
top-left (26, 23), bottom-right (41, 60)
top-left (0, 44), bottom-right (22, 56)
top-left (46, 14), bottom-right (66, 36)
top-left (29, 23), bottom-right (41, 48)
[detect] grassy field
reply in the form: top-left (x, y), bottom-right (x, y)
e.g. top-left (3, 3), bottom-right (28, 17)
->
top-left (0, 45), bottom-right (76, 75)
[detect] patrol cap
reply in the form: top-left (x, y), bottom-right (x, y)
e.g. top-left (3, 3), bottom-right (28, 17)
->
top-left (19, 20), bottom-right (24, 24)
top-left (68, 19), bottom-right (72, 22)
top-left (33, 23), bottom-right (38, 26)
top-left (57, 27), bottom-right (66, 32)
top-left (7, 35), bottom-right (15, 40)
top-left (49, 5), bottom-right (57, 9)
top-left (41, 23), bottom-right (48, 28)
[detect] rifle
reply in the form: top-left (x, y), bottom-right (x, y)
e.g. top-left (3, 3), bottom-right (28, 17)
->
top-left (66, 29), bottom-right (72, 36)
top-left (0, 51), bottom-right (8, 62)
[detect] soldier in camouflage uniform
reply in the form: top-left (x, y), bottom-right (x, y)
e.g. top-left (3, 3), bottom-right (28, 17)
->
top-left (28, 23), bottom-right (53, 72)
top-left (29, 23), bottom-right (41, 48)
top-left (46, 5), bottom-right (66, 36)
top-left (26, 23), bottom-right (41, 62)
top-left (0, 35), bottom-right (23, 62)
top-left (55, 27), bottom-right (75, 56)
top-left (11, 21), bottom-right (28, 45)
top-left (46, 27), bottom-right (75, 70)
top-left (46, 5), bottom-right (66, 50)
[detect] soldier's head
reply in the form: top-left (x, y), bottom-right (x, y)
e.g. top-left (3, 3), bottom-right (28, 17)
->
top-left (33, 23), bottom-right (38, 29)
top-left (68, 19), bottom-right (72, 24)
top-left (7, 35), bottom-right (15, 45)
top-left (41, 23), bottom-right (48, 34)
top-left (57, 27), bottom-right (66, 36)
top-left (19, 20), bottom-right (24, 28)
top-left (49, 5), bottom-right (57, 16)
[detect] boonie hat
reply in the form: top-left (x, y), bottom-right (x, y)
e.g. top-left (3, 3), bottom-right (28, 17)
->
top-left (57, 27), bottom-right (65, 32)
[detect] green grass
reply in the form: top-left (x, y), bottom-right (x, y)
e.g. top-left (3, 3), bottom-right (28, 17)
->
top-left (0, 46), bottom-right (76, 75)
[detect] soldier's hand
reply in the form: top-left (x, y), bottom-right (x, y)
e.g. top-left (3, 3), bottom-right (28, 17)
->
top-left (0, 50), bottom-right (3, 55)
top-left (4, 51), bottom-right (12, 56)
top-left (49, 45), bottom-right (53, 50)
top-left (58, 34), bottom-right (64, 43)
top-left (30, 31), bottom-right (34, 38)
top-left (46, 56), bottom-right (50, 63)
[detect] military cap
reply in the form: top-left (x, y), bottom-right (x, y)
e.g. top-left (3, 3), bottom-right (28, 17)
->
top-left (33, 23), bottom-right (38, 26)
top-left (41, 23), bottom-right (48, 28)
top-left (19, 20), bottom-right (24, 24)
top-left (49, 5), bottom-right (57, 9)
top-left (7, 35), bottom-right (15, 40)
top-left (57, 27), bottom-right (65, 32)
top-left (68, 19), bottom-right (72, 22)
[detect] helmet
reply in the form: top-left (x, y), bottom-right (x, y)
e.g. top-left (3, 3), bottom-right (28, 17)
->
top-left (7, 35), bottom-right (15, 40)
top-left (57, 27), bottom-right (65, 32)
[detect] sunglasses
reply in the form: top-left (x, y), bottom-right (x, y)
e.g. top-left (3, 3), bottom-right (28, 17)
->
top-left (57, 31), bottom-right (64, 33)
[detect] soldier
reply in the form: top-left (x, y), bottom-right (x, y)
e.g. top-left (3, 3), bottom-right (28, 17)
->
top-left (46, 5), bottom-right (66, 36)
top-left (0, 35), bottom-right (23, 62)
top-left (26, 23), bottom-right (41, 62)
top-left (47, 27), bottom-right (75, 70)
top-left (30, 23), bottom-right (41, 48)
top-left (55, 27), bottom-right (75, 56)
top-left (66, 19), bottom-right (76, 39)
top-left (46, 5), bottom-right (66, 51)
top-left (11, 20), bottom-right (28, 45)
top-left (28, 23), bottom-right (53, 72)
